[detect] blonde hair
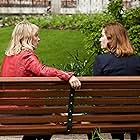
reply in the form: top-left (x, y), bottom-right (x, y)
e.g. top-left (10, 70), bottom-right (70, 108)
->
top-left (103, 22), bottom-right (134, 57)
top-left (5, 21), bottom-right (39, 56)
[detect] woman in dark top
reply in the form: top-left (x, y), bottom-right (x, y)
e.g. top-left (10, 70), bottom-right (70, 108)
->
top-left (93, 22), bottom-right (140, 140)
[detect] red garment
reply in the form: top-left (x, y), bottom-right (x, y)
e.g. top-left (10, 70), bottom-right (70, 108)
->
top-left (1, 49), bottom-right (72, 81)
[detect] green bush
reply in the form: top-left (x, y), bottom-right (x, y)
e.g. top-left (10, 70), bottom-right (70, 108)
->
top-left (79, 13), bottom-right (115, 55)
top-left (0, 14), bottom-right (88, 30)
top-left (128, 25), bottom-right (140, 54)
top-left (54, 50), bottom-right (93, 76)
top-left (107, 0), bottom-right (124, 23)
top-left (123, 7), bottom-right (140, 29)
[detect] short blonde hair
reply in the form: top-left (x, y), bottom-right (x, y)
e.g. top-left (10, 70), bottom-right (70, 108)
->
top-left (103, 22), bottom-right (134, 57)
top-left (5, 21), bottom-right (39, 56)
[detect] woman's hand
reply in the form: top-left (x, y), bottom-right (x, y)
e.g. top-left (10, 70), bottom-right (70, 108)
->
top-left (69, 76), bottom-right (81, 89)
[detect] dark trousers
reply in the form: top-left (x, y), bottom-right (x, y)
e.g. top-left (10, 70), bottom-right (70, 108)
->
top-left (112, 133), bottom-right (137, 140)
top-left (22, 135), bottom-right (52, 140)
top-left (111, 133), bottom-right (124, 140)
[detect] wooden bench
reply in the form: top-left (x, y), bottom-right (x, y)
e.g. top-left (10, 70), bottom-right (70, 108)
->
top-left (0, 76), bottom-right (140, 137)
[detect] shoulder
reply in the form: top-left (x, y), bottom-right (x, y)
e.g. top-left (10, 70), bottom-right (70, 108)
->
top-left (129, 54), bottom-right (140, 62)
top-left (95, 53), bottom-right (115, 62)
top-left (20, 50), bottom-right (37, 58)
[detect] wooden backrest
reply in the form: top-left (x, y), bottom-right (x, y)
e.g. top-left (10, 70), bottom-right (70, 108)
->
top-left (73, 76), bottom-right (140, 133)
top-left (0, 76), bottom-right (140, 135)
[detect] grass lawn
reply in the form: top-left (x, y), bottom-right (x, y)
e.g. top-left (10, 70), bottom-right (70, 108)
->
top-left (0, 27), bottom-right (85, 69)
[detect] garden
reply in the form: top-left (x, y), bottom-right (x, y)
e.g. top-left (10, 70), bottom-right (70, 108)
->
top-left (0, 0), bottom-right (139, 76)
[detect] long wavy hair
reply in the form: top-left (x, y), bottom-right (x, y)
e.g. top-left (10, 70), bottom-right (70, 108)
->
top-left (103, 22), bottom-right (134, 57)
top-left (5, 21), bottom-right (39, 56)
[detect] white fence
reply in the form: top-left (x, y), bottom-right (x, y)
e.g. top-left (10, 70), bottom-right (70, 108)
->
top-left (0, 0), bottom-right (139, 14)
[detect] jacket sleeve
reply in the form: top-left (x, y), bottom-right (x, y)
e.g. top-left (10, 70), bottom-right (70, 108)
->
top-left (93, 55), bottom-right (103, 76)
top-left (24, 51), bottom-right (73, 81)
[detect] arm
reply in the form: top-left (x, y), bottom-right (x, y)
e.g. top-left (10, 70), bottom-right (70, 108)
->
top-left (93, 55), bottom-right (103, 76)
top-left (24, 51), bottom-right (81, 89)
top-left (24, 51), bottom-right (72, 80)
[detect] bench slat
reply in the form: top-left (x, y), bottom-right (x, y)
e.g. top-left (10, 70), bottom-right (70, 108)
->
top-left (1, 89), bottom-right (140, 98)
top-left (0, 107), bottom-right (67, 114)
top-left (0, 123), bottom-right (140, 135)
top-left (0, 115), bottom-right (67, 124)
top-left (81, 82), bottom-right (140, 89)
top-left (1, 114), bottom-right (140, 124)
top-left (0, 90), bottom-right (69, 97)
top-left (76, 89), bottom-right (140, 97)
top-left (0, 106), bottom-right (140, 114)
top-left (73, 114), bottom-right (140, 122)
top-left (73, 106), bottom-right (140, 113)
top-left (0, 97), bottom-right (140, 106)
top-left (0, 98), bottom-right (68, 106)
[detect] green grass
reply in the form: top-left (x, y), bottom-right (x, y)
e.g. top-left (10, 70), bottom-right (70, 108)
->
top-left (0, 27), bottom-right (85, 68)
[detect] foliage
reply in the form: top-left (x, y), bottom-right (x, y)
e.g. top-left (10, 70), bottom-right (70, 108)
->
top-left (106, 0), bottom-right (124, 23)
top-left (0, 14), bottom-right (88, 30)
top-left (128, 25), bottom-right (140, 55)
top-left (54, 50), bottom-right (93, 76)
top-left (91, 129), bottom-right (104, 140)
top-left (79, 13), bottom-right (115, 55)
top-left (0, 16), bottom-right (24, 27)
top-left (123, 7), bottom-right (140, 29)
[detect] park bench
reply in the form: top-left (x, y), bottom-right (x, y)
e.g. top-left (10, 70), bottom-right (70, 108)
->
top-left (0, 76), bottom-right (140, 137)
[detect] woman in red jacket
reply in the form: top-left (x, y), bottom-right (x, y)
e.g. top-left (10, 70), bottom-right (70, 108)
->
top-left (1, 21), bottom-right (81, 140)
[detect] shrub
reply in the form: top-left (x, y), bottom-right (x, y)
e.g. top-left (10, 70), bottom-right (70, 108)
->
top-left (123, 7), bottom-right (140, 29)
top-left (106, 0), bottom-right (124, 23)
top-left (128, 25), bottom-right (140, 54)
top-left (55, 50), bottom-right (93, 76)
top-left (79, 13), bottom-right (115, 55)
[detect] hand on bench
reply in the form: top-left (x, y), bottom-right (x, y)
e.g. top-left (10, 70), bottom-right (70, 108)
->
top-left (69, 75), bottom-right (81, 89)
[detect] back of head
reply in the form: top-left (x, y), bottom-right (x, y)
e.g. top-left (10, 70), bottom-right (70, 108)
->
top-left (5, 21), bottom-right (39, 56)
top-left (103, 22), bottom-right (134, 57)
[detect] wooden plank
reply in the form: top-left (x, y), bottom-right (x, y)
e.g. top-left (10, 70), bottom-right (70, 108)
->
top-left (0, 89), bottom-right (140, 98)
top-left (0, 123), bottom-right (140, 135)
top-left (74, 98), bottom-right (140, 105)
top-left (0, 105), bottom-right (140, 114)
top-left (0, 115), bottom-right (67, 124)
top-left (78, 76), bottom-right (140, 82)
top-left (71, 123), bottom-right (140, 133)
top-left (73, 106), bottom-right (140, 113)
top-left (0, 82), bottom-right (70, 89)
top-left (80, 82), bottom-right (140, 89)
top-left (0, 98), bottom-right (68, 106)
top-left (73, 114), bottom-right (140, 122)
top-left (75, 89), bottom-right (140, 97)
top-left (1, 97), bottom-right (140, 106)
top-left (0, 106), bottom-right (67, 114)
top-left (0, 76), bottom-right (139, 82)
top-left (0, 90), bottom-right (69, 97)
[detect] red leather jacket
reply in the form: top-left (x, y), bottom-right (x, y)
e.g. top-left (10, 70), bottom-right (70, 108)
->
top-left (1, 50), bottom-right (72, 81)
